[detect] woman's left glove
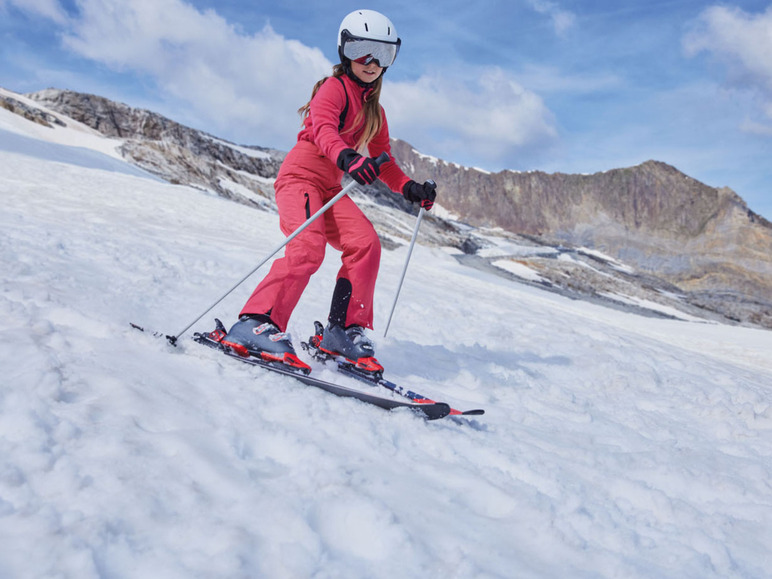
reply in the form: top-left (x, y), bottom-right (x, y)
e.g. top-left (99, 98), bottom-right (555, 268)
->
top-left (337, 148), bottom-right (380, 185)
top-left (402, 180), bottom-right (437, 211)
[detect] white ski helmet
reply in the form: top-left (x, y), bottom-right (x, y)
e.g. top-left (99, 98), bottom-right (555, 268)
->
top-left (338, 9), bottom-right (401, 69)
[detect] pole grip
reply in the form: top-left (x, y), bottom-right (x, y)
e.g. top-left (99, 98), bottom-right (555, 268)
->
top-left (374, 151), bottom-right (390, 167)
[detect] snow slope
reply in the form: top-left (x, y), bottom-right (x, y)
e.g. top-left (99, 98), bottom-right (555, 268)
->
top-left (2, 105), bottom-right (772, 578)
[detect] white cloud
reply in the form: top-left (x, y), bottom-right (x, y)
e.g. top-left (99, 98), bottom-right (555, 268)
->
top-left (684, 5), bottom-right (772, 124)
top-left (8, 0), bottom-right (560, 162)
top-left (383, 67), bottom-right (558, 164)
top-left (740, 118), bottom-right (772, 137)
top-left (59, 0), bottom-right (331, 146)
top-left (0, 0), bottom-right (68, 24)
top-left (526, 0), bottom-right (576, 36)
top-left (515, 64), bottom-right (622, 95)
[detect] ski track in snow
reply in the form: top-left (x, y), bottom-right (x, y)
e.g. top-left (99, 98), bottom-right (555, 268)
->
top-left (1, 110), bottom-right (772, 578)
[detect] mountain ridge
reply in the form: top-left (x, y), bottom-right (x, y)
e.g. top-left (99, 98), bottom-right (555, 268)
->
top-left (10, 87), bottom-right (772, 329)
top-left (390, 138), bottom-right (772, 326)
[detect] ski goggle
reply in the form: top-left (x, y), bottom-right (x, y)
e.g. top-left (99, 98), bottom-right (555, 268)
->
top-left (340, 30), bottom-right (401, 68)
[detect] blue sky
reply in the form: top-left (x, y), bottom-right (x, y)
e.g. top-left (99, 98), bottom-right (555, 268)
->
top-left (1, 1), bottom-right (771, 219)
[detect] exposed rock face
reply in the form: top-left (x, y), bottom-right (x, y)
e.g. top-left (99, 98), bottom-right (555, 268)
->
top-left (28, 89), bottom-right (284, 208)
top-left (391, 140), bottom-right (772, 326)
top-left (1, 93), bottom-right (66, 128)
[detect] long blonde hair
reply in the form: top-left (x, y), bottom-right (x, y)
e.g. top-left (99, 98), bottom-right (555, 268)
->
top-left (298, 64), bottom-right (384, 152)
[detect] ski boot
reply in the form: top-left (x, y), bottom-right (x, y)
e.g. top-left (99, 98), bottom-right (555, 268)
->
top-left (307, 321), bottom-right (384, 375)
top-left (221, 315), bottom-right (311, 374)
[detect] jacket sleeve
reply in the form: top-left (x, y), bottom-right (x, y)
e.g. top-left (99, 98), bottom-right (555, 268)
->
top-left (367, 107), bottom-right (411, 195)
top-left (309, 79), bottom-right (351, 165)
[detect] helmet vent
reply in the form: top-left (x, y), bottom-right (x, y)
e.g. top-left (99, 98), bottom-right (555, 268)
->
top-left (364, 23), bottom-right (369, 31)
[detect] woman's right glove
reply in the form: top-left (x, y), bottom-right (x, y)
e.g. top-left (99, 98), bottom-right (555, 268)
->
top-left (402, 180), bottom-right (437, 211)
top-left (337, 148), bottom-right (381, 185)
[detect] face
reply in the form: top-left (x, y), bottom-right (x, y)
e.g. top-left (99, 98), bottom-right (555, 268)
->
top-left (350, 59), bottom-right (383, 84)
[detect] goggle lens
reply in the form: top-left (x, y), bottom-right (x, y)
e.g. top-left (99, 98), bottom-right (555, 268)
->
top-left (342, 35), bottom-right (400, 68)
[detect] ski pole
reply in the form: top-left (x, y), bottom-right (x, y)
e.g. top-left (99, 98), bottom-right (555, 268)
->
top-left (383, 200), bottom-right (428, 338)
top-left (170, 152), bottom-right (390, 344)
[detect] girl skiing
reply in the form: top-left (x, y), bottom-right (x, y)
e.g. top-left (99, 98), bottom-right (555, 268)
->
top-left (223, 9), bottom-right (437, 374)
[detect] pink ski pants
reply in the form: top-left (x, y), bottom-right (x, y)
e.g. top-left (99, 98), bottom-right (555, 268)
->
top-left (240, 141), bottom-right (381, 331)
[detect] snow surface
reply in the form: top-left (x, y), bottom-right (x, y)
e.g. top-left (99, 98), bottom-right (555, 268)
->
top-left (2, 106), bottom-right (772, 578)
top-left (576, 248), bottom-right (636, 275)
top-left (478, 237), bottom-right (559, 259)
top-left (206, 135), bottom-right (272, 160)
top-left (493, 260), bottom-right (546, 284)
top-left (0, 88), bottom-right (126, 160)
top-left (599, 292), bottom-right (707, 324)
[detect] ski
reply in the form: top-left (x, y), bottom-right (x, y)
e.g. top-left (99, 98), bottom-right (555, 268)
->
top-left (302, 321), bottom-right (485, 417)
top-left (191, 320), bottom-right (453, 420)
top-left (333, 364), bottom-right (484, 417)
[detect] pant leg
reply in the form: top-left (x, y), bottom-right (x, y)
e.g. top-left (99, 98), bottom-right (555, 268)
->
top-left (240, 179), bottom-right (327, 331)
top-left (324, 195), bottom-right (381, 329)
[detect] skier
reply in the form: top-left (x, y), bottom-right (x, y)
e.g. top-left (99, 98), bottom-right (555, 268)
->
top-left (222, 9), bottom-right (437, 374)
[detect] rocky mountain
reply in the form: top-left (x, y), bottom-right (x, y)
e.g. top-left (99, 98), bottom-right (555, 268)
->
top-left (23, 88), bottom-right (285, 210)
top-left (392, 140), bottom-right (772, 328)
top-left (11, 88), bottom-right (772, 329)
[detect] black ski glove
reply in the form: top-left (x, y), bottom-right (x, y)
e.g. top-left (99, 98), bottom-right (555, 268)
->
top-left (402, 180), bottom-right (437, 211)
top-left (337, 148), bottom-right (380, 185)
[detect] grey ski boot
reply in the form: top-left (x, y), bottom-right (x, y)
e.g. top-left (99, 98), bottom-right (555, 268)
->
top-left (315, 322), bottom-right (384, 374)
top-left (223, 315), bottom-right (310, 373)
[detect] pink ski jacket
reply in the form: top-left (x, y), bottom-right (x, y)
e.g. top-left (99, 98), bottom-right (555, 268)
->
top-left (295, 73), bottom-right (411, 195)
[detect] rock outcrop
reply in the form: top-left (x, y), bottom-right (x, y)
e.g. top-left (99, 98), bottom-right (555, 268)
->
top-left (28, 89), bottom-right (284, 208)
